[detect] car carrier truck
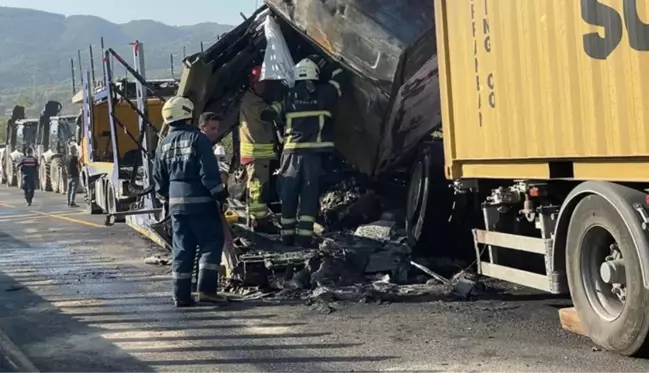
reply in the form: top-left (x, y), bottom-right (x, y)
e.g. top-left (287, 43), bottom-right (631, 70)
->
top-left (433, 0), bottom-right (649, 356)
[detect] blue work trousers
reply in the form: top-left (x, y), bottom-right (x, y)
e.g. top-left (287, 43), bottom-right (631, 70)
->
top-left (21, 175), bottom-right (36, 203)
top-left (170, 210), bottom-right (224, 302)
top-left (67, 177), bottom-right (79, 205)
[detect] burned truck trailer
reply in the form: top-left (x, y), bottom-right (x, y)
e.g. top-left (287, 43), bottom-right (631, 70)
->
top-left (173, 0), bottom-right (446, 249)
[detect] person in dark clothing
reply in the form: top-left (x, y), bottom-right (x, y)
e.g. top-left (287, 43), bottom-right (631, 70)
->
top-left (261, 57), bottom-right (347, 247)
top-left (16, 148), bottom-right (39, 206)
top-left (153, 96), bottom-right (229, 307)
top-left (67, 146), bottom-right (80, 207)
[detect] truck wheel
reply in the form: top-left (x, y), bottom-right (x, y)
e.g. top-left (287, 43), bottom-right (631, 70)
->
top-left (8, 167), bottom-right (17, 187)
top-left (83, 177), bottom-right (102, 215)
top-left (43, 161), bottom-right (53, 192)
top-left (405, 142), bottom-right (454, 256)
top-left (50, 158), bottom-right (62, 193)
top-left (566, 194), bottom-right (649, 356)
top-left (107, 185), bottom-right (125, 222)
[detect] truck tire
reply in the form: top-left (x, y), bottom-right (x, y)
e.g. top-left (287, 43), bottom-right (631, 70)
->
top-left (106, 185), bottom-right (125, 222)
top-left (405, 142), bottom-right (454, 256)
top-left (50, 158), bottom-right (62, 193)
top-left (84, 177), bottom-right (102, 215)
top-left (7, 167), bottom-right (17, 187)
top-left (42, 161), bottom-right (53, 192)
top-left (566, 194), bottom-right (649, 356)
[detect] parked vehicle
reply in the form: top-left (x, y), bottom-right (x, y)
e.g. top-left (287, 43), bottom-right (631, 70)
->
top-left (0, 106), bottom-right (26, 186)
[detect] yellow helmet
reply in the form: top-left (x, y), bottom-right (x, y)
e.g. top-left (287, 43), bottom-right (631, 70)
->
top-left (161, 96), bottom-right (194, 125)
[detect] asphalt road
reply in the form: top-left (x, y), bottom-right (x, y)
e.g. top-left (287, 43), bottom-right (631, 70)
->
top-left (1, 187), bottom-right (649, 372)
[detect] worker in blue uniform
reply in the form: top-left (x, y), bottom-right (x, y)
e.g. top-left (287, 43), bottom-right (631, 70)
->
top-left (153, 96), bottom-right (229, 307)
top-left (16, 148), bottom-right (39, 206)
top-left (261, 57), bottom-right (347, 247)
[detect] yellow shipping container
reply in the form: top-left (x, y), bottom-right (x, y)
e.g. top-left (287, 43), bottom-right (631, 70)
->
top-left (436, 0), bottom-right (649, 182)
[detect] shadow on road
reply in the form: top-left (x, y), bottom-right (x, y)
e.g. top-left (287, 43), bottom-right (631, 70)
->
top-left (0, 229), bottom-right (398, 371)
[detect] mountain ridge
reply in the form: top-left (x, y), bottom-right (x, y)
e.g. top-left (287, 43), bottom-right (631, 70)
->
top-left (0, 6), bottom-right (234, 88)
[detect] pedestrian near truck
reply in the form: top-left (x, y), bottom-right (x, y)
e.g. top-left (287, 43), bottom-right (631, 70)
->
top-left (67, 145), bottom-right (80, 207)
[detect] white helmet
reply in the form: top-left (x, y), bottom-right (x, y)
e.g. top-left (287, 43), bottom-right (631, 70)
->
top-left (161, 96), bottom-right (194, 125)
top-left (294, 58), bottom-right (320, 81)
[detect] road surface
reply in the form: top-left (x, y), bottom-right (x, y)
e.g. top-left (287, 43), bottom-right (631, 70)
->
top-left (0, 187), bottom-right (648, 372)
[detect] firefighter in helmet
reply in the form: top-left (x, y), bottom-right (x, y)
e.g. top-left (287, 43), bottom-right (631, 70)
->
top-left (261, 57), bottom-right (347, 247)
top-left (239, 66), bottom-right (276, 231)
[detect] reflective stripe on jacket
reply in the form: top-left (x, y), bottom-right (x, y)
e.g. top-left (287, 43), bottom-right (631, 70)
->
top-left (239, 89), bottom-right (276, 164)
top-left (17, 155), bottom-right (38, 177)
top-left (153, 123), bottom-right (224, 215)
top-left (264, 68), bottom-right (346, 153)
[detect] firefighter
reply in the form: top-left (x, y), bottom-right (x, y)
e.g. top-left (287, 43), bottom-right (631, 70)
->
top-left (16, 148), bottom-right (39, 206)
top-left (239, 66), bottom-right (276, 231)
top-left (152, 96), bottom-right (229, 307)
top-left (261, 57), bottom-right (347, 247)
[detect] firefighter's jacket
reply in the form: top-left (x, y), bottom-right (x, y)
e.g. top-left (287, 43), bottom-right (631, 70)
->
top-left (239, 89), bottom-right (276, 165)
top-left (153, 122), bottom-right (225, 215)
top-left (262, 67), bottom-right (347, 153)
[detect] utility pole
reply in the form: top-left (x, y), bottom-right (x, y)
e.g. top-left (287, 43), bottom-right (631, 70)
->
top-left (71, 58), bottom-right (76, 95)
top-left (170, 53), bottom-right (174, 79)
top-left (77, 50), bottom-right (83, 88)
top-left (31, 65), bottom-right (36, 101)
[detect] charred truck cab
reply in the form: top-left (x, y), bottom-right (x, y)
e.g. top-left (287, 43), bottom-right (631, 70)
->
top-left (77, 41), bottom-right (171, 227)
top-left (169, 0), bottom-right (445, 248)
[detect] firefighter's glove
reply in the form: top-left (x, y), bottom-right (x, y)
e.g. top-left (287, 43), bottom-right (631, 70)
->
top-left (260, 108), bottom-right (278, 122)
top-left (212, 183), bottom-right (229, 205)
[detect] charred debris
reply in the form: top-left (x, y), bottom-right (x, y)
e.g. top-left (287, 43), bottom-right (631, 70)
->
top-left (221, 173), bottom-right (484, 313)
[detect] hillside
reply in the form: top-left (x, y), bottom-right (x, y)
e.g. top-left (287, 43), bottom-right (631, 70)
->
top-left (0, 6), bottom-right (233, 89)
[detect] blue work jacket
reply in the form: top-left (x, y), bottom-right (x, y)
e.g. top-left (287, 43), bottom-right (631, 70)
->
top-left (153, 122), bottom-right (224, 215)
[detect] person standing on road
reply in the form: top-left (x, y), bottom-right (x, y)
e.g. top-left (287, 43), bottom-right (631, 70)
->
top-left (16, 148), bottom-right (39, 206)
top-left (152, 96), bottom-right (229, 307)
top-left (66, 145), bottom-right (81, 207)
top-left (261, 57), bottom-right (347, 247)
top-left (239, 66), bottom-right (276, 232)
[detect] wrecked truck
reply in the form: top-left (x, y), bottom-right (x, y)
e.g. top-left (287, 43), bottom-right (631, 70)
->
top-left (166, 0), bottom-right (453, 253)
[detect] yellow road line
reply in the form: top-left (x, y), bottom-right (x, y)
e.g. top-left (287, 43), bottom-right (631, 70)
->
top-left (0, 211), bottom-right (84, 222)
top-left (0, 203), bottom-right (104, 228)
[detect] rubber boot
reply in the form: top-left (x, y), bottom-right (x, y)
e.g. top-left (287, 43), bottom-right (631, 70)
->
top-left (197, 292), bottom-right (228, 304)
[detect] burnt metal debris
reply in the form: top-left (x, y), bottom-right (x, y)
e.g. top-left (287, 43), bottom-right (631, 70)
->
top-left (145, 174), bottom-right (480, 312)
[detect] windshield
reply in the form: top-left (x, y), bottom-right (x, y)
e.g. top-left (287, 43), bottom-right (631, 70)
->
top-left (51, 117), bottom-right (76, 150)
top-left (16, 124), bottom-right (37, 151)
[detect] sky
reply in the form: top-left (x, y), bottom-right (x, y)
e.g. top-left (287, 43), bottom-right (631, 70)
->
top-left (0, 0), bottom-right (260, 26)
